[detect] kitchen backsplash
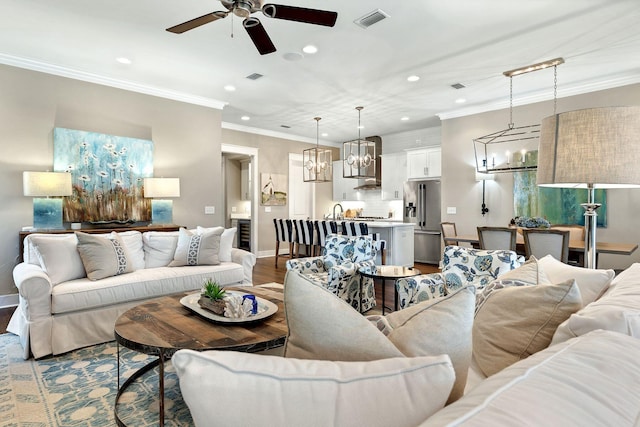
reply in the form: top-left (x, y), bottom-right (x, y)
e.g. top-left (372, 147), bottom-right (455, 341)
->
top-left (337, 190), bottom-right (403, 220)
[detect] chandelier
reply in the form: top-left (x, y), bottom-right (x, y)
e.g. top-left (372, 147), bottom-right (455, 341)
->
top-left (474, 58), bottom-right (564, 174)
top-left (303, 117), bottom-right (332, 182)
top-left (343, 106), bottom-right (376, 179)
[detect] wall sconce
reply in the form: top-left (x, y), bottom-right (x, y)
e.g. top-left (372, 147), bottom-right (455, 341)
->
top-left (475, 171), bottom-right (495, 216)
top-left (23, 171), bottom-right (72, 229)
top-left (343, 106), bottom-right (376, 179)
top-left (143, 177), bottom-right (180, 225)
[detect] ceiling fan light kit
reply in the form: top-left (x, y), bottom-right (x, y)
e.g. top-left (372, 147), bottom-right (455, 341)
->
top-left (167, 0), bottom-right (338, 55)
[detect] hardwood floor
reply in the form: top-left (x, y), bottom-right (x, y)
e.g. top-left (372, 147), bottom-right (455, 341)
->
top-left (0, 256), bottom-right (440, 333)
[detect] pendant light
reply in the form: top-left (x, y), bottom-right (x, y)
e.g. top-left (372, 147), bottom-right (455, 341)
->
top-left (303, 117), bottom-right (332, 182)
top-left (343, 106), bottom-right (376, 179)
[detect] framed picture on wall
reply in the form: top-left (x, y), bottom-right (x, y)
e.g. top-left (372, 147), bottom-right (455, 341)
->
top-left (260, 173), bottom-right (287, 206)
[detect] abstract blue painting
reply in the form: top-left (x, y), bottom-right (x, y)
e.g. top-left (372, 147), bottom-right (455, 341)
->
top-left (53, 128), bottom-right (154, 223)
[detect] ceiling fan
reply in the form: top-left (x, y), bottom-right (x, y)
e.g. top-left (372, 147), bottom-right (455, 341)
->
top-left (166, 0), bottom-right (338, 55)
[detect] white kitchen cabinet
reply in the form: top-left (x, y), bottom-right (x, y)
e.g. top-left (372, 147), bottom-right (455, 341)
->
top-left (381, 152), bottom-right (406, 200)
top-left (406, 147), bottom-right (441, 180)
top-left (240, 160), bottom-right (252, 200)
top-left (332, 160), bottom-right (360, 201)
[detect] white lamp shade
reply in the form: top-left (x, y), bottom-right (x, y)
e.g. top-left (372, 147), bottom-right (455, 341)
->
top-left (23, 171), bottom-right (72, 197)
top-left (143, 178), bottom-right (181, 198)
top-left (537, 106), bottom-right (640, 188)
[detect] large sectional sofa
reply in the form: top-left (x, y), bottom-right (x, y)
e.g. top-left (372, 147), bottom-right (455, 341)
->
top-left (173, 250), bottom-right (640, 426)
top-left (9, 227), bottom-right (256, 359)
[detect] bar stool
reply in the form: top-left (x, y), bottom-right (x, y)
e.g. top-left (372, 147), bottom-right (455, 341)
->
top-left (313, 220), bottom-right (338, 256)
top-left (273, 218), bottom-right (294, 268)
top-left (293, 219), bottom-right (314, 258)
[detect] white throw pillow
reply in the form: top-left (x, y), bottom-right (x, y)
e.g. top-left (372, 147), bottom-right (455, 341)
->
top-left (494, 256), bottom-right (551, 285)
top-left (473, 279), bottom-right (583, 377)
top-left (75, 232), bottom-right (133, 280)
top-left (30, 234), bottom-right (86, 285)
top-left (169, 227), bottom-right (223, 267)
top-left (552, 263), bottom-right (640, 344)
top-left (283, 270), bottom-right (475, 403)
top-left (538, 254), bottom-right (614, 305)
top-left (421, 330), bottom-right (640, 427)
top-left (196, 226), bottom-right (236, 262)
top-left (142, 231), bottom-right (180, 268)
top-left (173, 349), bottom-right (455, 427)
top-left (108, 231), bottom-right (145, 271)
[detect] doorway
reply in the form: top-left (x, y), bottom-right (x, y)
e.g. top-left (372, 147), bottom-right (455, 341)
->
top-left (221, 144), bottom-right (259, 254)
top-left (288, 153), bottom-right (315, 220)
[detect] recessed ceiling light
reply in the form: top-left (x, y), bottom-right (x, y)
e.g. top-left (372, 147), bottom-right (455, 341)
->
top-left (455, 98), bottom-right (467, 104)
top-left (116, 57), bottom-right (132, 65)
top-left (321, 133), bottom-right (328, 137)
top-left (224, 85), bottom-right (236, 92)
top-left (407, 75), bottom-right (420, 82)
top-left (283, 52), bottom-right (304, 61)
top-left (302, 45), bottom-right (318, 54)
top-left (358, 125), bottom-right (365, 129)
top-left (401, 117), bottom-right (410, 121)
top-left (241, 116), bottom-right (250, 121)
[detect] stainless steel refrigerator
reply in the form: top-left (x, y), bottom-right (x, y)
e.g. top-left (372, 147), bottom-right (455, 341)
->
top-left (403, 180), bottom-right (441, 264)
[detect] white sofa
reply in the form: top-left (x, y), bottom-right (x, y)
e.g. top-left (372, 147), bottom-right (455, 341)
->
top-left (8, 227), bottom-right (256, 359)
top-left (175, 259), bottom-right (640, 426)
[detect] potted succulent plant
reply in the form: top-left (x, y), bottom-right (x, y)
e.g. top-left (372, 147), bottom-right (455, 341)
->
top-left (198, 278), bottom-right (227, 315)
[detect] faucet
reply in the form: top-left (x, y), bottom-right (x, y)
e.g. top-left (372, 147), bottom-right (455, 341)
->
top-left (333, 203), bottom-right (344, 220)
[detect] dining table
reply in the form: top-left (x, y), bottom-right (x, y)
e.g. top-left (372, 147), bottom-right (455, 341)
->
top-left (444, 234), bottom-right (638, 267)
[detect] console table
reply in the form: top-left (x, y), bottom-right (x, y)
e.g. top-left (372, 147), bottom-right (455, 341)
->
top-left (18, 225), bottom-right (182, 262)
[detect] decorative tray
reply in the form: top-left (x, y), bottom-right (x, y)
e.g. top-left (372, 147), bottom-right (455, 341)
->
top-left (180, 291), bottom-right (278, 324)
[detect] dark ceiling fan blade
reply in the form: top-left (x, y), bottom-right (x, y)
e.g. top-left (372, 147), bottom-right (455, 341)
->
top-left (243, 17), bottom-right (277, 55)
top-left (262, 4), bottom-right (337, 27)
top-left (166, 11), bottom-right (228, 34)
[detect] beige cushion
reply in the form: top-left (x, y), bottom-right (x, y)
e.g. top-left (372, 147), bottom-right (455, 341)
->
top-left (473, 279), bottom-right (583, 377)
top-left (196, 226), bottom-right (236, 262)
top-left (552, 263), bottom-right (640, 345)
top-left (169, 227), bottom-right (223, 267)
top-left (174, 349), bottom-right (455, 427)
top-left (30, 234), bottom-right (86, 285)
top-left (538, 254), bottom-right (614, 305)
top-left (75, 231), bottom-right (133, 280)
top-left (283, 270), bottom-right (475, 403)
top-left (494, 256), bottom-right (551, 285)
top-left (421, 330), bottom-right (640, 427)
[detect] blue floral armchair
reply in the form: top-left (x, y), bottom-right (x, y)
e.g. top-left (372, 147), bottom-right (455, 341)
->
top-left (286, 234), bottom-right (377, 312)
top-left (395, 245), bottom-right (524, 310)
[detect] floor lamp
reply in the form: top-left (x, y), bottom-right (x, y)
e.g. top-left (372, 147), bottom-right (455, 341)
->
top-left (537, 106), bottom-right (640, 268)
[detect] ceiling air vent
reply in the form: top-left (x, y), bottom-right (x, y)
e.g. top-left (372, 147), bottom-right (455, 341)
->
top-left (451, 83), bottom-right (466, 89)
top-left (280, 125), bottom-right (291, 129)
top-left (354, 9), bottom-right (389, 29)
top-left (246, 73), bottom-right (263, 80)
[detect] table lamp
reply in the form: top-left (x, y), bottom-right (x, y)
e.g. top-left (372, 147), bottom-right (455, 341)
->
top-left (537, 106), bottom-right (640, 268)
top-left (143, 177), bottom-right (180, 225)
top-left (23, 171), bottom-right (72, 229)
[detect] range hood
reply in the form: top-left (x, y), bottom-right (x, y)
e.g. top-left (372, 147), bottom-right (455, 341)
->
top-left (352, 136), bottom-right (382, 190)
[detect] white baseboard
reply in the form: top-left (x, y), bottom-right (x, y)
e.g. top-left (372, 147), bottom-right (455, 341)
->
top-left (0, 293), bottom-right (18, 309)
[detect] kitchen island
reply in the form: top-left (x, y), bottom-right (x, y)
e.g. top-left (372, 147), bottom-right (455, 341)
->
top-left (365, 222), bottom-right (415, 267)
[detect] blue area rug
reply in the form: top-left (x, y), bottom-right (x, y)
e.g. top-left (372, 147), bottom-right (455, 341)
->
top-left (0, 333), bottom-right (193, 426)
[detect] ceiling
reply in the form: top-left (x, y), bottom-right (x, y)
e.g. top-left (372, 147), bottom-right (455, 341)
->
top-left (2, 0), bottom-right (639, 145)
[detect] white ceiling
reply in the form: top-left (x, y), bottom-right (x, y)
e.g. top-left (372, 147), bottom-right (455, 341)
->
top-left (2, 0), bottom-right (639, 145)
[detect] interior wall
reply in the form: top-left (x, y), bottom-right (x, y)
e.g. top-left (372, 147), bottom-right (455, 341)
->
top-left (222, 128), bottom-right (339, 256)
top-left (441, 82), bottom-right (640, 270)
top-left (0, 64), bottom-right (223, 296)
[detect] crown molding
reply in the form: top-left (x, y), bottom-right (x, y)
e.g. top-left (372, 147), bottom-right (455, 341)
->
top-left (437, 73), bottom-right (640, 120)
top-left (222, 121), bottom-right (342, 147)
top-left (0, 53), bottom-right (226, 110)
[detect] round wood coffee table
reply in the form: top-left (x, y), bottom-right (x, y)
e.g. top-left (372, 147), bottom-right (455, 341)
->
top-left (113, 286), bottom-right (286, 427)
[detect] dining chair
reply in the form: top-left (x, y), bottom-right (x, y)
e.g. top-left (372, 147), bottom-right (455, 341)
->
top-left (522, 228), bottom-right (570, 263)
top-left (550, 224), bottom-right (585, 266)
top-left (477, 226), bottom-right (517, 251)
top-left (440, 222), bottom-right (458, 246)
